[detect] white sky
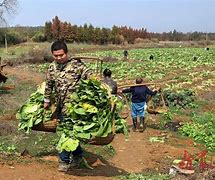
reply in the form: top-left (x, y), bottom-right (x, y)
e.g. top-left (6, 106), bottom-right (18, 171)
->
top-left (8, 0), bottom-right (215, 33)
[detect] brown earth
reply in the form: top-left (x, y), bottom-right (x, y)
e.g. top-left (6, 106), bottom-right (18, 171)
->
top-left (3, 65), bottom-right (45, 85)
top-left (0, 65), bottom-right (214, 180)
top-left (0, 125), bottom-right (199, 180)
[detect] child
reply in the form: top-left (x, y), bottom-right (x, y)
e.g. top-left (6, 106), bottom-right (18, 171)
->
top-left (102, 68), bottom-right (118, 95)
top-left (122, 78), bottom-right (159, 132)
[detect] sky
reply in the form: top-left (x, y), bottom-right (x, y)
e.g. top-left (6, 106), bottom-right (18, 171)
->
top-left (8, 0), bottom-right (215, 33)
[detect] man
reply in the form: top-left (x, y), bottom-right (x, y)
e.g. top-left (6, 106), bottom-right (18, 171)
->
top-left (102, 68), bottom-right (117, 95)
top-left (121, 78), bottom-right (159, 132)
top-left (44, 40), bottom-right (91, 172)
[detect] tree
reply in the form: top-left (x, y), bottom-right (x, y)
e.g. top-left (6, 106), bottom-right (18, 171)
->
top-left (0, 0), bottom-right (18, 26)
top-left (87, 24), bottom-right (95, 43)
top-left (31, 31), bottom-right (46, 42)
top-left (44, 21), bottom-right (52, 41)
top-left (93, 27), bottom-right (102, 44)
top-left (51, 16), bottom-right (62, 40)
top-left (100, 28), bottom-right (111, 44)
top-left (110, 25), bottom-right (120, 44)
top-left (0, 0), bottom-right (18, 52)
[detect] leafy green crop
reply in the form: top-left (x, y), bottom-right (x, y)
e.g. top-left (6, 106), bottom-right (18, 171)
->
top-left (80, 48), bottom-right (215, 82)
top-left (56, 79), bottom-right (128, 151)
top-left (17, 80), bottom-right (128, 153)
top-left (17, 82), bottom-right (52, 133)
top-left (180, 113), bottom-right (215, 151)
top-left (158, 89), bottom-right (196, 108)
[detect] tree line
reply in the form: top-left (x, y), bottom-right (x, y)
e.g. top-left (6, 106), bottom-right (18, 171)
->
top-left (43, 16), bottom-right (148, 44)
top-left (1, 16), bottom-right (215, 46)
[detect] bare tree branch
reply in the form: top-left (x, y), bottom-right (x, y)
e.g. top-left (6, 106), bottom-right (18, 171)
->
top-left (0, 0), bottom-right (18, 26)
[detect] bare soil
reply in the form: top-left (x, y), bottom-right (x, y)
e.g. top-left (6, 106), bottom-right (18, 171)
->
top-left (0, 124), bottom-right (198, 180)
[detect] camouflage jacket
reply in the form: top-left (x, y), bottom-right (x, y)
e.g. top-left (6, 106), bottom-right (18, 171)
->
top-left (44, 58), bottom-right (91, 105)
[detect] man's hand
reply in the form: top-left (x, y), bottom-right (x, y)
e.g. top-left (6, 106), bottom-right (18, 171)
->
top-left (44, 102), bottom-right (50, 109)
top-left (117, 89), bottom-right (123, 94)
top-left (156, 87), bottom-right (161, 92)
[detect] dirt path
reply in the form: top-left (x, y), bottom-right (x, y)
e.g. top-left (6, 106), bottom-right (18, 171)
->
top-left (0, 119), bottom-right (198, 180)
top-left (111, 127), bottom-right (195, 172)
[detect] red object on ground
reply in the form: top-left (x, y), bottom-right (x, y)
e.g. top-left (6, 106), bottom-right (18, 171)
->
top-left (179, 150), bottom-right (194, 170)
top-left (197, 150), bottom-right (214, 170)
top-left (209, 156), bottom-right (215, 169)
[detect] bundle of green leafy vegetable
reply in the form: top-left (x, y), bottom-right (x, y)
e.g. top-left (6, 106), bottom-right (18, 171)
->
top-left (56, 79), bottom-right (128, 152)
top-left (17, 79), bottom-right (128, 152)
top-left (17, 82), bottom-right (52, 133)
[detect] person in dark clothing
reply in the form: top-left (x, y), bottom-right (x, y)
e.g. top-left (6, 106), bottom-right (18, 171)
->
top-left (149, 55), bottom-right (154, 60)
top-left (102, 68), bottom-right (118, 95)
top-left (123, 50), bottom-right (128, 60)
top-left (0, 73), bottom-right (7, 83)
top-left (122, 78), bottom-right (159, 132)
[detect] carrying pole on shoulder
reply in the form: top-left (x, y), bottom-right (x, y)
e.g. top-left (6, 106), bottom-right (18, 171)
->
top-left (72, 56), bottom-right (103, 77)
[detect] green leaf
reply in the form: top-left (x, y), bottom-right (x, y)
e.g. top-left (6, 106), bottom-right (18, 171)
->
top-left (34, 118), bottom-right (42, 125)
top-left (57, 133), bottom-right (79, 152)
top-left (76, 133), bottom-right (91, 140)
top-left (74, 108), bottom-right (86, 115)
top-left (83, 123), bottom-right (96, 131)
top-left (70, 92), bottom-right (79, 102)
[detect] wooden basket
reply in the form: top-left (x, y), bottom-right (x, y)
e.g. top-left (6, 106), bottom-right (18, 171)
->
top-left (147, 106), bottom-right (168, 114)
top-left (32, 120), bottom-right (115, 145)
top-left (86, 133), bottom-right (115, 145)
top-left (117, 93), bottom-right (130, 119)
top-left (32, 119), bottom-right (58, 132)
top-left (147, 92), bottom-right (168, 114)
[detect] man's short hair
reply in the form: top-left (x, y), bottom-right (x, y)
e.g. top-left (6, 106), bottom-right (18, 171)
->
top-left (136, 78), bottom-right (143, 84)
top-left (51, 40), bottom-right (68, 53)
top-left (103, 68), bottom-right (112, 77)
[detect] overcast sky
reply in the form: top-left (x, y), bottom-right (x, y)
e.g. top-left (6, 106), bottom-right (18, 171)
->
top-left (9, 0), bottom-right (215, 33)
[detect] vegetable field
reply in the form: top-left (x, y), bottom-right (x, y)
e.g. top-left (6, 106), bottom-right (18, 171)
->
top-left (81, 48), bottom-right (215, 84)
top-left (0, 46), bottom-right (215, 179)
top-left (80, 47), bottom-right (215, 152)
